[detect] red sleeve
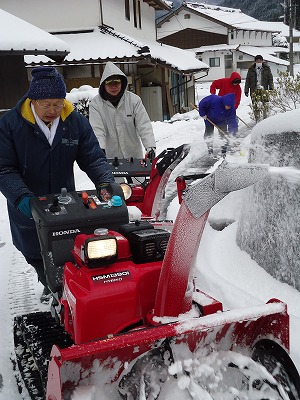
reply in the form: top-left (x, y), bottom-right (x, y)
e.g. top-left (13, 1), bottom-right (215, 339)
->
top-left (210, 79), bottom-right (222, 94)
top-left (235, 86), bottom-right (242, 108)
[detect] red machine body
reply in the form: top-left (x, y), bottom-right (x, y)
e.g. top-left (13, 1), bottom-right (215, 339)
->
top-left (61, 231), bottom-right (163, 344)
top-left (14, 158), bottom-right (300, 400)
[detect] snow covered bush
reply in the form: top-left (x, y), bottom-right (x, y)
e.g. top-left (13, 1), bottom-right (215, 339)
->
top-left (272, 33), bottom-right (288, 48)
top-left (72, 98), bottom-right (90, 119)
top-left (67, 85), bottom-right (98, 119)
top-left (269, 70), bottom-right (300, 113)
top-left (249, 71), bottom-right (300, 121)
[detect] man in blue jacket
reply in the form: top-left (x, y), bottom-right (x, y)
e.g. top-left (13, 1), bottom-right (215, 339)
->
top-left (0, 66), bottom-right (114, 301)
top-left (199, 93), bottom-right (238, 157)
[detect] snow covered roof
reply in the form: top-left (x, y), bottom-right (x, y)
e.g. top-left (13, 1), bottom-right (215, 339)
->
top-left (190, 43), bottom-right (289, 66)
top-left (192, 44), bottom-right (239, 52)
top-left (160, 2), bottom-right (280, 33)
top-left (238, 46), bottom-right (289, 65)
top-left (25, 26), bottom-right (209, 74)
top-left (263, 21), bottom-right (300, 38)
top-left (0, 9), bottom-right (69, 61)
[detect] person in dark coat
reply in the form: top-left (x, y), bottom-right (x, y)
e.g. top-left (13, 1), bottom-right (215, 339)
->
top-left (0, 66), bottom-right (114, 301)
top-left (210, 71), bottom-right (242, 109)
top-left (244, 55), bottom-right (274, 122)
top-left (199, 93), bottom-right (238, 157)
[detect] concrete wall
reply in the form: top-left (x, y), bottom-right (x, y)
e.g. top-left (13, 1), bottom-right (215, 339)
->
top-left (0, 0), bottom-right (157, 41)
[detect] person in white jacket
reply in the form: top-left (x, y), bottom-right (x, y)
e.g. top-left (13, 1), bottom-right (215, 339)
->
top-left (89, 62), bottom-right (156, 160)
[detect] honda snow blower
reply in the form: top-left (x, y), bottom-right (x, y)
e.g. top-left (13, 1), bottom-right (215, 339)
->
top-left (106, 144), bottom-right (191, 219)
top-left (13, 158), bottom-right (300, 400)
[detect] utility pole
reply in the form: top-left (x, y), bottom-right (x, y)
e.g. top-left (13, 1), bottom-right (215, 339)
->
top-left (288, 0), bottom-right (294, 76)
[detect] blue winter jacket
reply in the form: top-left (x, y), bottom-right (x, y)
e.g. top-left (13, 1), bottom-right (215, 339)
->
top-left (0, 97), bottom-right (114, 259)
top-left (198, 93), bottom-right (238, 134)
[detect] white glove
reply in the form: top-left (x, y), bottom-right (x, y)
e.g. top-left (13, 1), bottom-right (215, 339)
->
top-left (202, 115), bottom-right (207, 120)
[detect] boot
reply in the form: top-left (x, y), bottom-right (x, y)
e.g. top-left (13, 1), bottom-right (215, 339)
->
top-left (221, 145), bottom-right (227, 159)
top-left (40, 286), bottom-right (51, 304)
top-left (207, 147), bottom-right (213, 157)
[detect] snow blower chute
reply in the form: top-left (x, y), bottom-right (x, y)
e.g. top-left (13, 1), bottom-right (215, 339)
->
top-left (14, 160), bottom-right (300, 400)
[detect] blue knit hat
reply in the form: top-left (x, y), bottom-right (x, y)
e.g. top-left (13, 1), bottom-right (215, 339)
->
top-left (27, 66), bottom-right (66, 100)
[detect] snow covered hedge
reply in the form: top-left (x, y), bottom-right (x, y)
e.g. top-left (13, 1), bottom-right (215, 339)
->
top-left (66, 85), bottom-right (98, 119)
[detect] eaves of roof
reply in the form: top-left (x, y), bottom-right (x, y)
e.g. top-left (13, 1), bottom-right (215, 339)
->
top-left (0, 50), bottom-right (67, 63)
top-left (238, 45), bottom-right (290, 65)
top-left (25, 26), bottom-right (209, 75)
top-left (143, 0), bottom-right (171, 11)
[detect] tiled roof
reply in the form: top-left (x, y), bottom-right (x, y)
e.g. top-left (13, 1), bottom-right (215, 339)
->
top-left (25, 26), bottom-right (209, 74)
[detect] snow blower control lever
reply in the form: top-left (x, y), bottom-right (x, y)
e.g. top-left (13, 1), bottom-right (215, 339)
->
top-left (30, 183), bottom-right (129, 293)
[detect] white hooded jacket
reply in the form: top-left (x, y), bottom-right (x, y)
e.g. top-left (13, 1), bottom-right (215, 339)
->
top-left (89, 62), bottom-right (155, 158)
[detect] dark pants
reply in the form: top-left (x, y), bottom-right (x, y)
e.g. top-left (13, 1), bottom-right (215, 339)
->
top-left (204, 122), bottom-right (228, 153)
top-left (25, 257), bottom-right (48, 289)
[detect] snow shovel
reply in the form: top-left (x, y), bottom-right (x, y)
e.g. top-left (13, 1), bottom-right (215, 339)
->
top-left (237, 114), bottom-right (251, 129)
top-left (45, 161), bottom-right (300, 400)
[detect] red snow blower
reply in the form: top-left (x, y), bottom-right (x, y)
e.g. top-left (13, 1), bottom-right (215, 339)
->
top-left (106, 144), bottom-right (190, 219)
top-left (14, 159), bottom-right (300, 400)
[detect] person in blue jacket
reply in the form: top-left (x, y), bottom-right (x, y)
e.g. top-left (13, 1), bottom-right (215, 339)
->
top-left (0, 66), bottom-right (114, 301)
top-left (199, 93), bottom-right (238, 157)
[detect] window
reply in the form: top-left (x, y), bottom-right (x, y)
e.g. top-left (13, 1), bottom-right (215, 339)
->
top-left (184, 14), bottom-right (191, 19)
top-left (224, 54), bottom-right (233, 69)
top-left (133, 0), bottom-right (141, 29)
top-left (209, 57), bottom-right (220, 67)
top-left (125, 0), bottom-right (130, 21)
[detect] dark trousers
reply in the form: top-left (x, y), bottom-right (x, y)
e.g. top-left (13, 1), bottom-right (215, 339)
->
top-left (204, 122), bottom-right (228, 153)
top-left (25, 257), bottom-right (48, 289)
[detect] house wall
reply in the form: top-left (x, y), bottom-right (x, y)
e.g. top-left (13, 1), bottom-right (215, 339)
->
top-left (229, 30), bottom-right (273, 47)
top-left (0, 0), bottom-right (157, 41)
top-left (0, 0), bottom-right (101, 30)
top-left (195, 50), bottom-right (287, 82)
top-left (158, 28), bottom-right (227, 49)
top-left (195, 50), bottom-right (234, 81)
top-left (102, 0), bottom-right (157, 41)
top-left (157, 10), bottom-right (227, 41)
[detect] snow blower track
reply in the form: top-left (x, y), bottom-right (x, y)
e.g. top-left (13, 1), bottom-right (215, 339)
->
top-left (7, 250), bottom-right (45, 399)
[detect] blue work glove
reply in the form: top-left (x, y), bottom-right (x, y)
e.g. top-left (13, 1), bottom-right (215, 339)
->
top-left (17, 196), bottom-right (34, 218)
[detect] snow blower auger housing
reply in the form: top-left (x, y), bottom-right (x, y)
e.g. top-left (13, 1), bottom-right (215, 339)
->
top-left (14, 161), bottom-right (300, 400)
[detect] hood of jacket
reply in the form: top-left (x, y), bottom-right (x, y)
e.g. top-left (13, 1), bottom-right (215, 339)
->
top-left (221, 93), bottom-right (235, 108)
top-left (229, 71), bottom-right (241, 82)
top-left (99, 62), bottom-right (128, 100)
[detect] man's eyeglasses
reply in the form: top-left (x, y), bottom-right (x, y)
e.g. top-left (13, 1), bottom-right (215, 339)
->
top-left (104, 79), bottom-right (121, 86)
top-left (36, 101), bottom-right (65, 111)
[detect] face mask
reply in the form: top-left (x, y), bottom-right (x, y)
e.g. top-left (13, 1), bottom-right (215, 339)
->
top-left (256, 63), bottom-right (262, 68)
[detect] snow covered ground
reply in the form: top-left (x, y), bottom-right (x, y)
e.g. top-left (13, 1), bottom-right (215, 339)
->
top-left (1, 78), bottom-right (300, 399)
